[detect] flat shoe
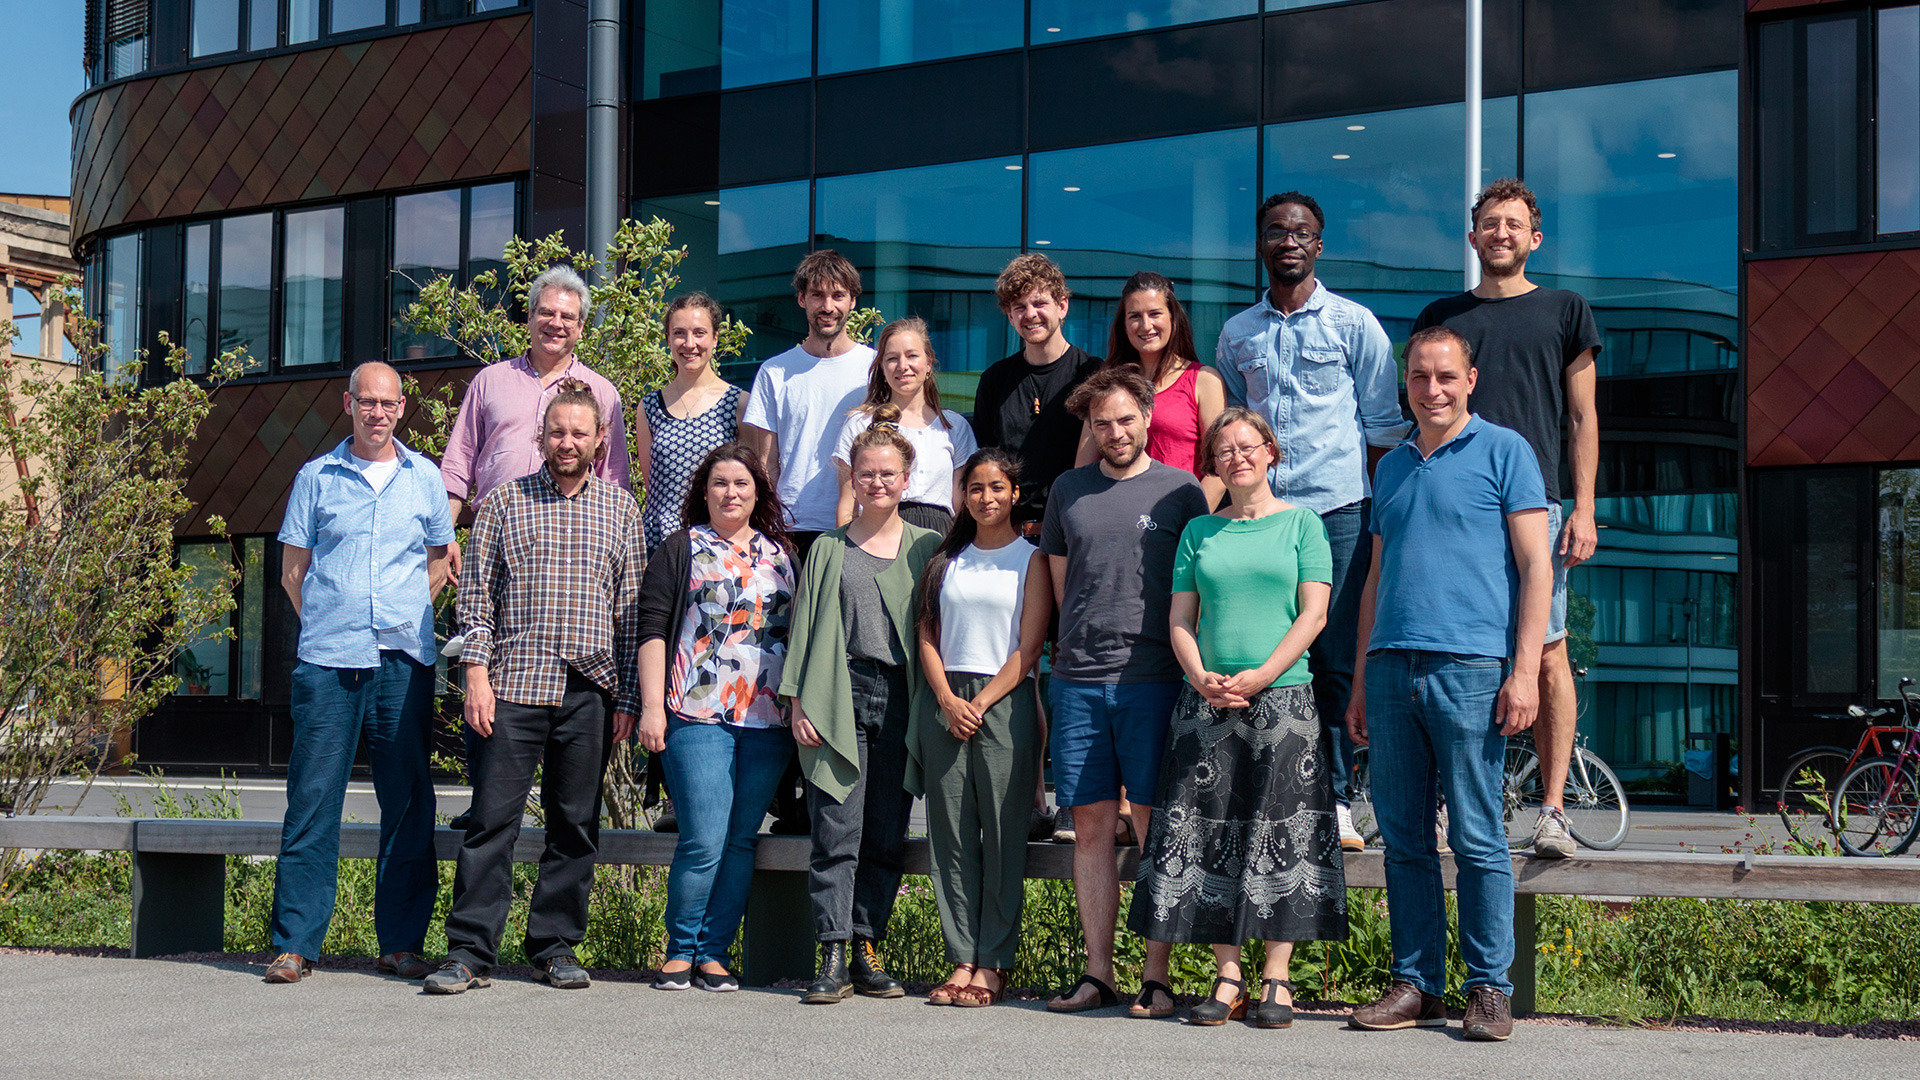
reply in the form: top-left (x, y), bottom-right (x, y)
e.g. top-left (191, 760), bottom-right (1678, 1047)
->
top-left (1046, 973), bottom-right (1118, 1013)
top-left (652, 966), bottom-right (693, 991)
top-left (928, 964), bottom-right (976, 1006)
top-left (376, 952), bottom-right (434, 980)
top-left (1129, 979), bottom-right (1176, 1019)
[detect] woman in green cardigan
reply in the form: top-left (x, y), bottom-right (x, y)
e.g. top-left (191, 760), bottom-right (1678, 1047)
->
top-left (779, 407), bottom-right (942, 1005)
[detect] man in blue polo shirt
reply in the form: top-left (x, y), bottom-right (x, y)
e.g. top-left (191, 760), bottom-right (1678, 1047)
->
top-left (265, 361), bottom-right (455, 985)
top-left (1344, 326), bottom-right (1551, 1041)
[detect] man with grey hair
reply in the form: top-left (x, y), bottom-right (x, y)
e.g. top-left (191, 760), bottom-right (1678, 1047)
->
top-left (439, 267), bottom-right (630, 826)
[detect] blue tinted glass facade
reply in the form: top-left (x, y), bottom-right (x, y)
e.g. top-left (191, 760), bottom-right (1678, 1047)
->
top-left (721, 0), bottom-right (811, 87)
top-left (1031, 0), bottom-right (1256, 43)
top-left (716, 181), bottom-right (813, 368)
top-left (821, 0), bottom-right (1023, 74)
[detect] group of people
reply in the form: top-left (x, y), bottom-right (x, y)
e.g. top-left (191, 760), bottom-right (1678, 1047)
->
top-left (263, 177), bottom-right (1601, 1043)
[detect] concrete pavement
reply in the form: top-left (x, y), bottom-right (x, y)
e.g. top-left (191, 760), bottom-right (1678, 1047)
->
top-left (0, 952), bottom-right (1909, 1080)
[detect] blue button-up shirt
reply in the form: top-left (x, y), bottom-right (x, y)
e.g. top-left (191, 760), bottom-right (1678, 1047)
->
top-left (277, 438), bottom-right (457, 668)
top-left (1214, 282), bottom-right (1411, 514)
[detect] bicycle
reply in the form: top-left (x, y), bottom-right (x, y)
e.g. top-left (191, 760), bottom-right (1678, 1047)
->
top-left (1831, 680), bottom-right (1920, 856)
top-left (1774, 677), bottom-right (1918, 848)
top-left (1347, 730), bottom-right (1630, 851)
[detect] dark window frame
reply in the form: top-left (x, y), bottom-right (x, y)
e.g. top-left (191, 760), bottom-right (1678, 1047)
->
top-left (386, 177), bottom-right (526, 362)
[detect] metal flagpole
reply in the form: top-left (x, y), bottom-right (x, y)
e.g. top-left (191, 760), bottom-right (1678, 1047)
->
top-left (1465, 0), bottom-right (1483, 291)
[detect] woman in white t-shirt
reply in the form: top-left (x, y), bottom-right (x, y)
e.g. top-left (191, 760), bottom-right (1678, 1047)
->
top-left (912, 448), bottom-right (1051, 1008)
top-left (834, 317), bottom-right (977, 533)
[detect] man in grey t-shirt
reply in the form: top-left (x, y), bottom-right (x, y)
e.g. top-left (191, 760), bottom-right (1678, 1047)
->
top-left (1040, 368), bottom-right (1208, 1017)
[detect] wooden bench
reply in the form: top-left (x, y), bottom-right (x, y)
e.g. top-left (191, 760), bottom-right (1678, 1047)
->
top-left (5, 815), bottom-right (1918, 1014)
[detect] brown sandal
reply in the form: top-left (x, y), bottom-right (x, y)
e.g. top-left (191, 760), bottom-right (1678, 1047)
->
top-left (928, 963), bottom-right (976, 1006)
top-left (954, 969), bottom-right (1006, 1008)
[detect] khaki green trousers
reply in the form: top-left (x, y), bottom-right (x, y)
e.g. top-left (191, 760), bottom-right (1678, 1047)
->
top-left (920, 672), bottom-right (1041, 969)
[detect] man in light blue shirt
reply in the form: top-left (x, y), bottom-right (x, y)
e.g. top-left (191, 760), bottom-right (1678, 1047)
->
top-left (1214, 191), bottom-right (1409, 849)
top-left (264, 361), bottom-right (455, 985)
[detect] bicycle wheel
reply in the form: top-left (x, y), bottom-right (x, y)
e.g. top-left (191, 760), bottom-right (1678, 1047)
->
top-left (1774, 746), bottom-right (1850, 848)
top-left (1832, 758), bottom-right (1920, 857)
top-left (1561, 747), bottom-right (1630, 850)
top-left (1348, 746), bottom-right (1380, 847)
top-left (1503, 742), bottom-right (1546, 849)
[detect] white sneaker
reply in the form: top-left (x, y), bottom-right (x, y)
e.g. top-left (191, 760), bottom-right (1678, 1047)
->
top-left (1532, 807), bottom-right (1576, 859)
top-left (1336, 804), bottom-right (1364, 851)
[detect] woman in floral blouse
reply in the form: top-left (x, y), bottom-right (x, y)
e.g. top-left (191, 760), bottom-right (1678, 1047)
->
top-left (637, 442), bottom-right (797, 992)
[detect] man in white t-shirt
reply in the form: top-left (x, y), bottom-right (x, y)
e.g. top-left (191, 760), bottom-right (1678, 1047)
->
top-left (741, 250), bottom-right (873, 561)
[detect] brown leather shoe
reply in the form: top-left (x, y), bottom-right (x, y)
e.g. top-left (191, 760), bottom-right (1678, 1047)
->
top-left (1462, 986), bottom-right (1514, 1041)
top-left (377, 952), bottom-right (434, 980)
top-left (263, 953), bottom-right (311, 984)
top-left (1349, 980), bottom-right (1447, 1030)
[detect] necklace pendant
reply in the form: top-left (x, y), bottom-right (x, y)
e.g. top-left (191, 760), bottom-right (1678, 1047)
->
top-left (1032, 395), bottom-right (1041, 416)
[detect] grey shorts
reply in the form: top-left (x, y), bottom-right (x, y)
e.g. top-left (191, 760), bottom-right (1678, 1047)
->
top-left (1545, 501), bottom-right (1568, 644)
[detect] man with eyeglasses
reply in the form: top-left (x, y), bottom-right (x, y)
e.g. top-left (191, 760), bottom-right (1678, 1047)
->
top-left (1214, 191), bottom-right (1409, 854)
top-left (1409, 178), bottom-right (1602, 860)
top-left (438, 266), bottom-right (630, 827)
top-left (265, 361), bottom-right (455, 985)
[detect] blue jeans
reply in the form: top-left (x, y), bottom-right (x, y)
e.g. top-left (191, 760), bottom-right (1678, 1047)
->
top-left (659, 717), bottom-right (795, 964)
top-left (1313, 500), bottom-right (1369, 805)
top-left (1365, 648), bottom-right (1514, 996)
top-left (272, 655), bottom-right (437, 959)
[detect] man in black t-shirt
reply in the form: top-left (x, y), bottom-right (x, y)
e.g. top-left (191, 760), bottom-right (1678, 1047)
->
top-left (1409, 178), bottom-right (1601, 861)
top-left (972, 254), bottom-right (1100, 533)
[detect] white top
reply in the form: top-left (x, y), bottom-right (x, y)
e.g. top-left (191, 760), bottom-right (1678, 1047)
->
top-left (833, 408), bottom-right (979, 511)
top-left (350, 450), bottom-right (401, 495)
top-left (742, 343), bottom-right (874, 531)
top-left (937, 538), bottom-right (1037, 676)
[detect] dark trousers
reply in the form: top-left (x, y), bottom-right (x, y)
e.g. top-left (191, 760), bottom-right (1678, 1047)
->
top-left (1312, 499), bottom-right (1370, 804)
top-left (272, 655), bottom-right (437, 959)
top-left (806, 659), bottom-right (913, 942)
top-left (444, 669), bottom-right (612, 972)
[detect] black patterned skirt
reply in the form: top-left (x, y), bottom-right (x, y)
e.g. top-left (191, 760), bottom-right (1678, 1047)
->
top-left (1126, 682), bottom-right (1348, 945)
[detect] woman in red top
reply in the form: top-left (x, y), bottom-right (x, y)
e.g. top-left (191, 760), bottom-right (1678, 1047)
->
top-left (1105, 272), bottom-right (1226, 506)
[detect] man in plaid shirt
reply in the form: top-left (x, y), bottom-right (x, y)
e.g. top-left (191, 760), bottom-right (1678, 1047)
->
top-left (429, 380), bottom-right (645, 994)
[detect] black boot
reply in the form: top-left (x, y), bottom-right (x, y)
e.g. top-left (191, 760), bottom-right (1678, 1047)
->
top-left (801, 942), bottom-right (852, 1004)
top-left (850, 936), bottom-right (904, 998)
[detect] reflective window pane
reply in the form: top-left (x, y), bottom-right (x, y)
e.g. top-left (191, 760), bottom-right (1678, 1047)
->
top-left (1879, 6), bottom-right (1920, 235)
top-left (1264, 98), bottom-right (1517, 334)
top-left (716, 181), bottom-right (811, 375)
top-left (818, 0), bottom-right (1021, 74)
top-left (184, 223), bottom-right (212, 374)
top-left (1032, 22), bottom-right (1258, 149)
top-left (468, 182), bottom-right (517, 306)
top-left (1032, 0), bottom-right (1253, 42)
top-left (220, 214), bottom-right (273, 371)
top-left (1805, 16), bottom-right (1860, 236)
top-left (238, 537), bottom-right (264, 700)
top-left (288, 0), bottom-right (319, 44)
top-left (816, 158), bottom-right (1022, 404)
top-left (1753, 20), bottom-right (1794, 249)
top-left (643, 0), bottom-right (720, 97)
top-left (282, 208), bottom-right (344, 368)
top-left (176, 543), bottom-right (233, 697)
top-left (9, 287), bottom-right (40, 357)
top-left (1029, 129), bottom-right (1257, 366)
top-left (721, 0), bottom-right (811, 88)
top-left (193, 0), bottom-right (241, 56)
top-left (1804, 472), bottom-right (1860, 697)
top-left (250, 0), bottom-right (278, 49)
top-left (391, 190), bottom-right (462, 361)
top-left (1522, 72), bottom-right (1737, 336)
top-left (330, 0), bottom-right (386, 33)
top-left (1881, 468), bottom-right (1920, 696)
top-left (638, 194), bottom-right (722, 364)
top-left (100, 232), bottom-right (141, 380)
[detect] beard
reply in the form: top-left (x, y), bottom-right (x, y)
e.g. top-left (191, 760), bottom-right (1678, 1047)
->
top-left (1268, 259), bottom-right (1313, 286)
top-left (1100, 440), bottom-right (1145, 470)
top-left (546, 448), bottom-right (593, 478)
top-left (1479, 243), bottom-right (1531, 279)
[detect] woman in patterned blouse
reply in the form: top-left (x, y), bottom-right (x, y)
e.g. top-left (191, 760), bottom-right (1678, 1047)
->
top-left (636, 443), bottom-right (795, 993)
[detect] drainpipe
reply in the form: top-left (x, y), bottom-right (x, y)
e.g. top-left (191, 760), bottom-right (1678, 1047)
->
top-left (1464, 0), bottom-right (1482, 291)
top-left (585, 0), bottom-right (622, 286)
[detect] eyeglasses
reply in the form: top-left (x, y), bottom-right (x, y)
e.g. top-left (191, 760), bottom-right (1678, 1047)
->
top-left (352, 396), bottom-right (404, 415)
top-left (534, 307), bottom-right (582, 326)
top-left (1214, 443), bottom-right (1270, 462)
top-left (1261, 226), bottom-right (1321, 247)
top-left (854, 470), bottom-right (903, 486)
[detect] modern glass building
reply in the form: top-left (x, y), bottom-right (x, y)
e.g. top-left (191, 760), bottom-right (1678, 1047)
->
top-left (70, 0), bottom-right (1886, 807)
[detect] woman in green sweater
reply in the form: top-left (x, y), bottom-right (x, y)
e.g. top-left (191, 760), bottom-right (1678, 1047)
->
top-left (1128, 407), bottom-right (1346, 1029)
top-left (779, 411), bottom-right (942, 1005)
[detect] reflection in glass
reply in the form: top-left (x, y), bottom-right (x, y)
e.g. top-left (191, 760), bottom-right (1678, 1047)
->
top-left (716, 181), bottom-right (811, 378)
top-left (220, 214), bottom-right (273, 371)
top-left (1880, 469), bottom-right (1920, 697)
top-left (721, 0), bottom-right (811, 88)
top-left (819, 0), bottom-right (1021, 74)
top-left (184, 223), bottom-right (212, 375)
top-left (1806, 17), bottom-right (1860, 236)
top-left (250, 0), bottom-right (279, 49)
top-left (9, 287), bottom-right (39, 357)
top-left (1879, 7), bottom-right (1920, 235)
top-left (193, 0), bottom-right (241, 56)
top-left (816, 159), bottom-right (1021, 402)
top-left (238, 537), bottom-right (264, 700)
top-left (1029, 129), bottom-right (1257, 365)
top-left (109, 34), bottom-right (147, 80)
top-left (100, 232), bottom-right (141, 381)
top-left (391, 190), bottom-right (462, 361)
top-left (1265, 99), bottom-right (1516, 335)
top-left (639, 194), bottom-right (724, 368)
top-left (468, 182), bottom-right (517, 307)
top-left (282, 208), bottom-right (343, 368)
top-left (331, 0), bottom-right (386, 33)
top-left (643, 0), bottom-right (720, 97)
top-left (1754, 21), bottom-right (1793, 249)
top-left (1805, 473), bottom-right (1860, 696)
top-left (288, 0), bottom-right (320, 43)
top-left (1030, 0), bottom-right (1254, 43)
top-left (176, 543), bottom-right (233, 697)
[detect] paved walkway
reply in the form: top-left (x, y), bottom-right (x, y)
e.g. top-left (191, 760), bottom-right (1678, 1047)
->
top-left (0, 953), bottom-right (1908, 1080)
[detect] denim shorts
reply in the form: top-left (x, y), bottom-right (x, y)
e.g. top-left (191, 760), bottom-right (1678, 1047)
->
top-left (1047, 677), bottom-right (1181, 808)
top-left (1546, 502), bottom-right (1569, 644)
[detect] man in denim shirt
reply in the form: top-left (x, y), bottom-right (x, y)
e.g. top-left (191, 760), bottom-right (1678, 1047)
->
top-left (1214, 191), bottom-right (1409, 850)
top-left (266, 361), bottom-right (455, 985)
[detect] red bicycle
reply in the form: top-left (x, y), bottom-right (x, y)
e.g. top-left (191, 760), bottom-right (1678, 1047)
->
top-left (1832, 679), bottom-right (1920, 856)
top-left (1774, 677), bottom-right (1918, 848)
